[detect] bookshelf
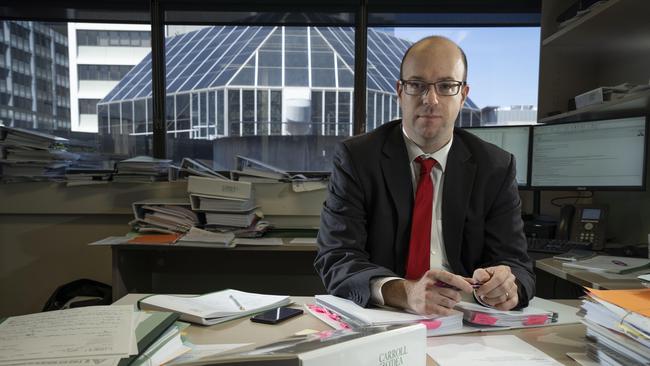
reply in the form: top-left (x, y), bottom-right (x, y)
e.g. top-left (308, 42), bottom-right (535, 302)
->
top-left (537, 0), bottom-right (650, 122)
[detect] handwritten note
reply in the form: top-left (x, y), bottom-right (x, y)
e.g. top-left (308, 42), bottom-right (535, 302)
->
top-left (0, 305), bottom-right (135, 363)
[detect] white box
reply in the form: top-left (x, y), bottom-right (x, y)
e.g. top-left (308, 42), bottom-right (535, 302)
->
top-left (574, 87), bottom-right (626, 109)
top-left (208, 323), bottom-right (427, 366)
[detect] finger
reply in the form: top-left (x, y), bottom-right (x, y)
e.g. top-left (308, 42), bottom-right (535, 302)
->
top-left (472, 268), bottom-right (491, 283)
top-left (476, 267), bottom-right (510, 296)
top-left (483, 273), bottom-right (516, 299)
top-left (436, 272), bottom-right (474, 293)
top-left (493, 294), bottom-right (519, 311)
top-left (435, 287), bottom-right (462, 303)
top-left (425, 301), bottom-right (455, 316)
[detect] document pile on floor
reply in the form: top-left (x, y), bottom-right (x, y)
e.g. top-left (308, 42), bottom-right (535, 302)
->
top-left (579, 287), bottom-right (650, 365)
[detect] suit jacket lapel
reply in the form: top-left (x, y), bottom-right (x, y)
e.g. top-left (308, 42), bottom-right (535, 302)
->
top-left (380, 122), bottom-right (413, 275)
top-left (443, 133), bottom-right (476, 276)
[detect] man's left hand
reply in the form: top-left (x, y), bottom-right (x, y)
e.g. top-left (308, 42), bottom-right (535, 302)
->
top-left (472, 265), bottom-right (518, 310)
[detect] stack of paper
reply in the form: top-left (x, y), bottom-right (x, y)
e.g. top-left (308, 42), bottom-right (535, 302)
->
top-left (455, 301), bottom-right (557, 327)
top-left (579, 288), bottom-right (650, 364)
top-left (314, 294), bottom-right (463, 336)
top-left (0, 306), bottom-right (182, 365)
top-left (113, 155), bottom-right (172, 183)
top-left (0, 126), bottom-right (77, 182)
top-left (130, 199), bottom-right (200, 234)
top-left (563, 255), bottom-right (650, 274)
top-left (138, 289), bottom-right (292, 325)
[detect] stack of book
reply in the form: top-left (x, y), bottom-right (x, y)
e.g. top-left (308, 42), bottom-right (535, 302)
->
top-left (113, 155), bottom-right (173, 183)
top-left (580, 288), bottom-right (650, 364)
top-left (0, 126), bottom-right (78, 182)
top-left (187, 175), bottom-right (259, 228)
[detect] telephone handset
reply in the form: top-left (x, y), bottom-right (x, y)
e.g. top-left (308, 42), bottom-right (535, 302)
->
top-left (556, 204), bottom-right (607, 251)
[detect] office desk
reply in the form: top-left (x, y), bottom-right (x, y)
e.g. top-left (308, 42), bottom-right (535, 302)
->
top-left (111, 242), bottom-right (325, 301)
top-left (536, 257), bottom-right (646, 290)
top-left (115, 294), bottom-right (585, 365)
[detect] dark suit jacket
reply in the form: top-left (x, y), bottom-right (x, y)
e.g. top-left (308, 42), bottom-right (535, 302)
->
top-left (314, 119), bottom-right (535, 308)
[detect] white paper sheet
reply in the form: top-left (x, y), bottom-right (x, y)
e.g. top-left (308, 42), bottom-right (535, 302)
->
top-left (426, 335), bottom-right (562, 365)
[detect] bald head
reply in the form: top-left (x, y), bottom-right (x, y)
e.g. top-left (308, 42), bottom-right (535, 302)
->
top-left (399, 36), bottom-right (468, 81)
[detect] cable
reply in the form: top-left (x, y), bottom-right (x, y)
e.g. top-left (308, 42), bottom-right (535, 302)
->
top-left (549, 191), bottom-right (594, 207)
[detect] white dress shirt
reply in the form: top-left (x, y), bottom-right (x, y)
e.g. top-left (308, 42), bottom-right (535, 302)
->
top-left (369, 126), bottom-right (453, 305)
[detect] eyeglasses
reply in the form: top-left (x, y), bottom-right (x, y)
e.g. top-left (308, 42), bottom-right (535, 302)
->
top-left (399, 79), bottom-right (466, 96)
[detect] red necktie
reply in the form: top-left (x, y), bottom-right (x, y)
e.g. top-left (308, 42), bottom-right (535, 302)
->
top-left (405, 156), bottom-right (437, 280)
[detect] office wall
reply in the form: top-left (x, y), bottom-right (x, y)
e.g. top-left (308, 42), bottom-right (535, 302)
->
top-left (0, 182), bottom-right (189, 317)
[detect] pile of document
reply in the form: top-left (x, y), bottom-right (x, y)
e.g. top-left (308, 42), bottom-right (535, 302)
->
top-left (187, 175), bottom-right (259, 228)
top-left (0, 305), bottom-right (188, 365)
top-left (130, 198), bottom-right (200, 234)
top-left (232, 155), bottom-right (329, 183)
top-left (580, 288), bottom-right (650, 365)
top-left (314, 294), bottom-right (463, 336)
top-left (0, 125), bottom-right (78, 182)
top-left (563, 255), bottom-right (650, 274)
top-left (455, 301), bottom-right (557, 327)
top-left (113, 155), bottom-right (173, 183)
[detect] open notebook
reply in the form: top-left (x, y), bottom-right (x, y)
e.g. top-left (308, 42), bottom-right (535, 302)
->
top-left (314, 295), bottom-right (463, 336)
top-left (138, 289), bottom-right (291, 326)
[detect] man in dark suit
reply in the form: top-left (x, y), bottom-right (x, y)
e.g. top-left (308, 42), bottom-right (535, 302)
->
top-left (314, 36), bottom-right (534, 315)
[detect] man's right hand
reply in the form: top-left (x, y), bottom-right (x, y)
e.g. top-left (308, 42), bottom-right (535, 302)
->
top-left (382, 270), bottom-right (475, 316)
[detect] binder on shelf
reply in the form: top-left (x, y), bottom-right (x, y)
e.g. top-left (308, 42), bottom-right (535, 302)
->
top-left (187, 175), bottom-right (252, 200)
top-left (189, 193), bottom-right (256, 212)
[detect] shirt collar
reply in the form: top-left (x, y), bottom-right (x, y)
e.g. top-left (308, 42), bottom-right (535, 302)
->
top-left (401, 124), bottom-right (453, 172)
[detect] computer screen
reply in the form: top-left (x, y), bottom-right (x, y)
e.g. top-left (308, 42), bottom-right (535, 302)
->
top-left (464, 125), bottom-right (531, 186)
top-left (531, 116), bottom-right (648, 190)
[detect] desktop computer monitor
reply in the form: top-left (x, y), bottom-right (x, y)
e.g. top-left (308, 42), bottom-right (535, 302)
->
top-left (464, 125), bottom-right (531, 186)
top-left (530, 116), bottom-right (648, 190)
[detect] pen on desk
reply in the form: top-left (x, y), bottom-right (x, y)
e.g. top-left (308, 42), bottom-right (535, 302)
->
top-left (229, 294), bottom-right (245, 310)
top-left (612, 259), bottom-right (628, 266)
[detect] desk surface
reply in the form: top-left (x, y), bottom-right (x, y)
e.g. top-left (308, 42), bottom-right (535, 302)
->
top-left (116, 294), bottom-right (585, 366)
top-left (536, 257), bottom-right (646, 290)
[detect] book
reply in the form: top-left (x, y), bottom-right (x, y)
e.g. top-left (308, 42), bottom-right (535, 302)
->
top-left (118, 311), bottom-right (181, 366)
top-left (203, 323), bottom-right (426, 366)
top-left (562, 255), bottom-right (650, 274)
top-left (137, 289), bottom-right (292, 326)
top-left (314, 294), bottom-right (462, 336)
top-left (177, 227), bottom-right (236, 248)
top-left (205, 211), bottom-right (259, 228)
top-left (187, 175), bottom-right (252, 200)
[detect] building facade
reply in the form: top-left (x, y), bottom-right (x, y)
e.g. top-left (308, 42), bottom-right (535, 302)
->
top-left (0, 21), bottom-right (70, 131)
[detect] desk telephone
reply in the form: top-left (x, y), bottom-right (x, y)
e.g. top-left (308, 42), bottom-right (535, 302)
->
top-left (557, 204), bottom-right (607, 251)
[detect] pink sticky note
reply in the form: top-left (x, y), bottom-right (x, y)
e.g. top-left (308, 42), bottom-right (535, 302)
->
top-left (523, 315), bottom-right (548, 326)
top-left (472, 313), bottom-right (498, 325)
top-left (420, 320), bottom-right (442, 330)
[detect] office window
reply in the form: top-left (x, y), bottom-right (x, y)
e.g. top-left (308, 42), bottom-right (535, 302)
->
top-left (127, 25), bottom-right (354, 170)
top-left (79, 99), bottom-right (100, 114)
top-left (368, 27), bottom-right (540, 129)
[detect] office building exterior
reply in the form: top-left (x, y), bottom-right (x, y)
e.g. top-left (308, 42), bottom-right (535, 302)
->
top-left (67, 23), bottom-right (152, 133)
top-left (0, 21), bottom-right (70, 131)
top-left (97, 26), bottom-right (483, 140)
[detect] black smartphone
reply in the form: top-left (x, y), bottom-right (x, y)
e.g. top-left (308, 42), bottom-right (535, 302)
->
top-left (250, 307), bottom-right (304, 324)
